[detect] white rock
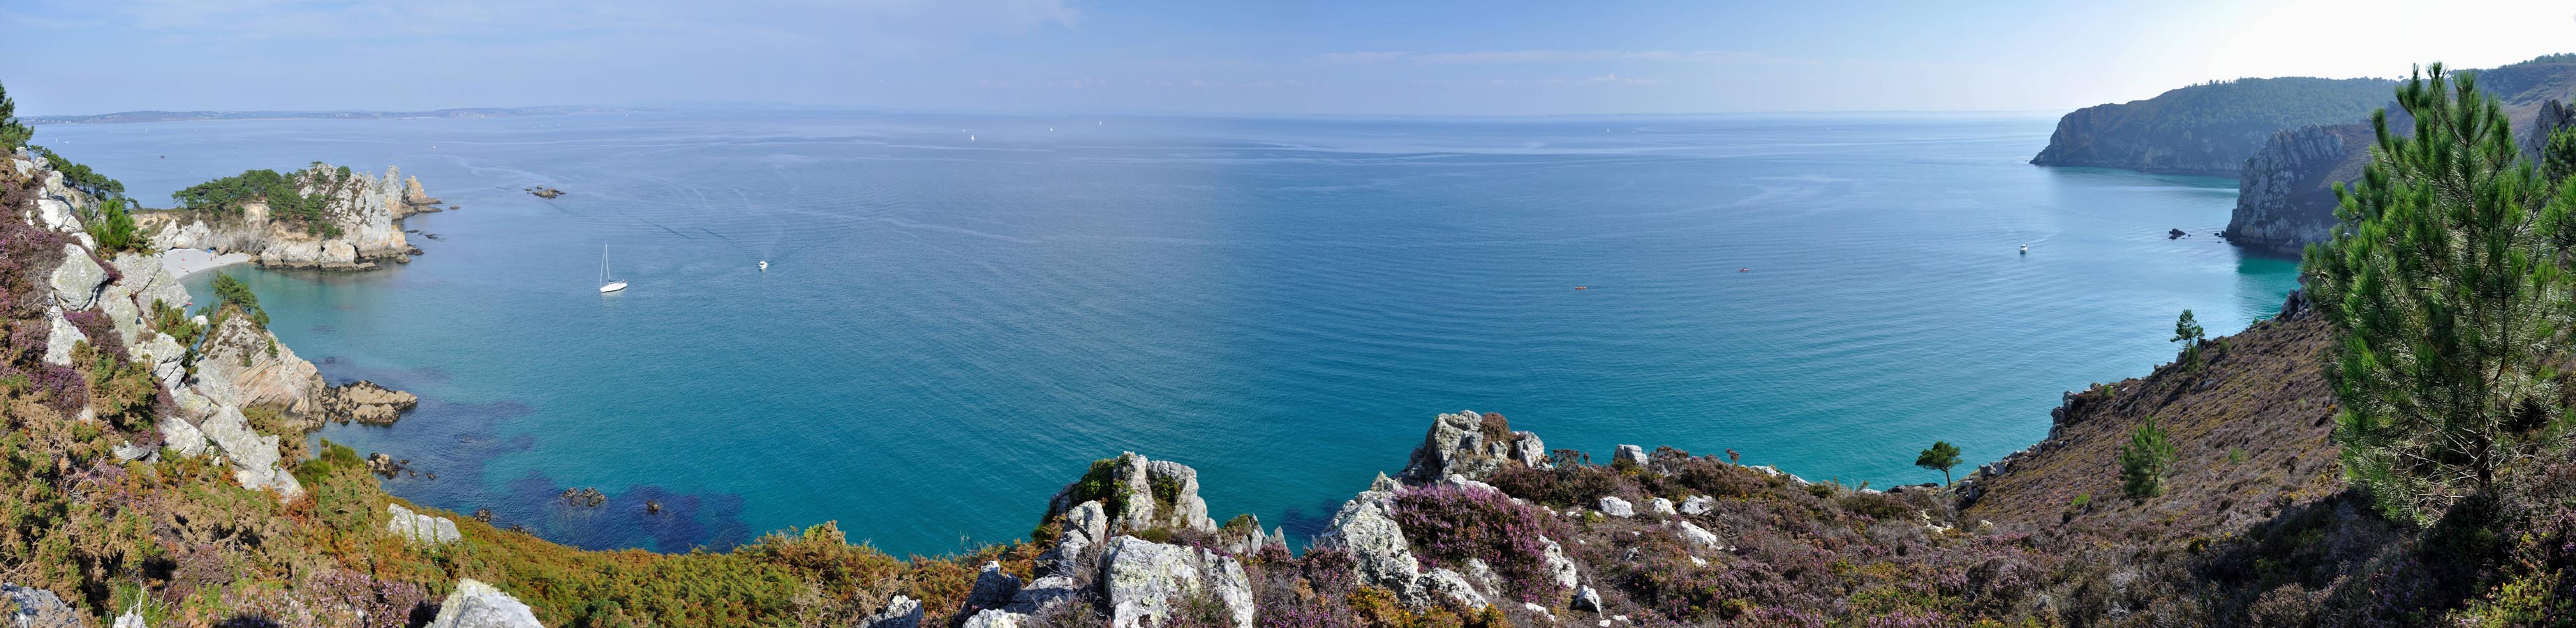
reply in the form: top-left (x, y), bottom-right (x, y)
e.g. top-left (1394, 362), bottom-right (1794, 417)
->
top-left (40, 306), bottom-right (84, 367)
top-left (47, 244), bottom-right (106, 310)
top-left (1423, 568), bottom-right (1488, 610)
top-left (1540, 537), bottom-right (1579, 592)
top-left (1680, 495), bottom-right (1715, 516)
top-left (1099, 536), bottom-right (1253, 628)
top-left (1674, 520), bottom-right (1721, 549)
top-left (389, 504), bottom-right (462, 545)
top-left (1317, 481), bottom-right (1425, 603)
top-left (1649, 498), bottom-right (1676, 516)
top-left (424, 578), bottom-right (543, 628)
top-left (1613, 444), bottom-right (1648, 466)
top-left (1597, 496), bottom-right (1634, 518)
top-left (1573, 585), bottom-right (1603, 613)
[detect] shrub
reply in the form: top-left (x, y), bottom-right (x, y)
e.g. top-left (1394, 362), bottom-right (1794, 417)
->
top-left (85, 198), bottom-right (140, 253)
top-left (2119, 417), bottom-right (2178, 498)
top-left (1388, 485), bottom-right (1572, 603)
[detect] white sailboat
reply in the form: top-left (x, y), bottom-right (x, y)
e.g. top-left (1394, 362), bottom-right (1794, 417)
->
top-left (599, 246), bottom-right (627, 293)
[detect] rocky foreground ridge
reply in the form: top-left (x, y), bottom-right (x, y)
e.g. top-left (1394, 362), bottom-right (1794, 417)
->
top-left (137, 163), bottom-right (443, 270)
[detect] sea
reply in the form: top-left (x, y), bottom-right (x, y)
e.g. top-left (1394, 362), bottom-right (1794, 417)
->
top-left (32, 110), bottom-right (2300, 555)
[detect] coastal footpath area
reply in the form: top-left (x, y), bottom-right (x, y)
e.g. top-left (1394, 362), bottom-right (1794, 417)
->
top-left (8, 126), bottom-right (2576, 628)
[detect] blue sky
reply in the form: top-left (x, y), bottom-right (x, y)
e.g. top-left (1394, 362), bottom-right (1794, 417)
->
top-left (5, 0), bottom-right (2573, 116)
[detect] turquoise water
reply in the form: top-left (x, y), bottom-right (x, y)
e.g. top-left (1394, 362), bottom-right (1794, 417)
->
top-left (39, 112), bottom-right (2297, 554)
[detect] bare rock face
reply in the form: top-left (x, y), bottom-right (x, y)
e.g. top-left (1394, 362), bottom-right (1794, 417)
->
top-left (1316, 473), bottom-right (1428, 606)
top-left (388, 504), bottom-right (463, 545)
top-left (1396, 410), bottom-right (1548, 486)
top-left (1097, 536), bottom-right (1254, 628)
top-left (2525, 99), bottom-right (2576, 163)
top-left (318, 380), bottom-right (420, 426)
top-left (863, 596), bottom-right (924, 628)
top-left (193, 311), bottom-right (325, 415)
top-left (2222, 125), bottom-right (2360, 256)
top-left (2, 584), bottom-right (82, 628)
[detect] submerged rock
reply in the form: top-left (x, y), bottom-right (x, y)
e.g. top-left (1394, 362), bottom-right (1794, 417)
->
top-left (317, 379), bottom-right (419, 426)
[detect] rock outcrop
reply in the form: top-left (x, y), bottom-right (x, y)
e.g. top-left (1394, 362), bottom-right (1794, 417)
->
top-left (425, 578), bottom-right (545, 628)
top-left (317, 380), bottom-right (420, 425)
top-left (1, 584), bottom-right (80, 628)
top-left (141, 163), bottom-right (438, 270)
top-left (1394, 410), bottom-right (1548, 486)
top-left (388, 503), bottom-right (463, 545)
top-left (1041, 453), bottom-right (1217, 537)
top-left (2528, 99), bottom-right (2576, 163)
top-left (2221, 124), bottom-right (2361, 256)
top-left (1098, 537), bottom-right (1255, 628)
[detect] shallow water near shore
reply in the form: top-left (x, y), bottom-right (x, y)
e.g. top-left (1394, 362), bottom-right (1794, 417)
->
top-left (41, 111), bottom-right (2296, 554)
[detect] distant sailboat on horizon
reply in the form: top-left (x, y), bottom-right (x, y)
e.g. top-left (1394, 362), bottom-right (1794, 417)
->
top-left (599, 245), bottom-right (627, 293)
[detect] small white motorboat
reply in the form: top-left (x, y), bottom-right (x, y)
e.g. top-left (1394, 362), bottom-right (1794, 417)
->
top-left (759, 260), bottom-right (769, 271)
top-left (2019, 244), bottom-right (2029, 255)
top-left (599, 245), bottom-right (627, 293)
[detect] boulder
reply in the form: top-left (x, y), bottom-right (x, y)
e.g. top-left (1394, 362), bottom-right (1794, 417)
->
top-left (1540, 537), bottom-right (1579, 592)
top-left (1042, 454), bottom-right (1217, 537)
top-left (863, 596), bottom-right (924, 628)
top-left (197, 405), bottom-right (302, 497)
top-left (1613, 444), bottom-right (1648, 467)
top-left (1680, 495), bottom-right (1714, 516)
top-left (1597, 497), bottom-right (1634, 518)
top-left (1098, 536), bottom-right (1252, 628)
top-left (2, 584), bottom-right (80, 628)
top-left (1674, 521), bottom-right (1721, 549)
top-left (1648, 498), bottom-right (1676, 516)
top-left (46, 245), bottom-right (105, 311)
top-left (1397, 410), bottom-right (1520, 484)
top-left (1004, 576), bottom-right (1081, 615)
top-left (425, 578), bottom-right (544, 628)
top-left (1423, 568), bottom-right (1488, 610)
top-left (38, 306), bottom-right (82, 367)
top-left (1511, 431), bottom-right (1550, 469)
top-left (963, 562), bottom-right (1024, 615)
top-left (960, 610), bottom-right (1024, 628)
top-left (1572, 585), bottom-right (1603, 613)
top-left (388, 503), bottom-right (463, 545)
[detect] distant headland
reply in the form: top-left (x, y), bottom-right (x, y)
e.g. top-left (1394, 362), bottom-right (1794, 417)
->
top-left (24, 105), bottom-right (635, 126)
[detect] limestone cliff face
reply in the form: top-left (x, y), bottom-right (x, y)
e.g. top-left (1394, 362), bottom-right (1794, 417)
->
top-left (141, 164), bottom-right (436, 270)
top-left (2220, 125), bottom-right (2362, 256)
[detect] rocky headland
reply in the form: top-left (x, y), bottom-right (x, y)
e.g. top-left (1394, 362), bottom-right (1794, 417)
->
top-left (138, 163), bottom-right (442, 270)
top-left (2028, 76), bottom-right (2394, 176)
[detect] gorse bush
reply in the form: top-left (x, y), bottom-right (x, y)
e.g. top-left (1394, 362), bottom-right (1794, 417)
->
top-left (2306, 63), bottom-right (2576, 524)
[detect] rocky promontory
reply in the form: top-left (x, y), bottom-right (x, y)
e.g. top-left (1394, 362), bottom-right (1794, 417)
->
top-left (139, 163), bottom-right (441, 270)
top-left (2216, 124), bottom-right (2367, 255)
top-left (2029, 76), bottom-right (2394, 175)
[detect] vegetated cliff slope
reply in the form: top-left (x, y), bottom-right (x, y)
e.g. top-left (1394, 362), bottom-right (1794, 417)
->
top-left (2224, 60), bottom-right (2576, 255)
top-left (135, 163), bottom-right (442, 270)
top-left (2029, 77), bottom-right (2394, 175)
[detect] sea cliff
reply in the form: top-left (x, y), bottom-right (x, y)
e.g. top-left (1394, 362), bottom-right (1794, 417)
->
top-left (2028, 77), bottom-right (2394, 176)
top-left (138, 163), bottom-right (441, 270)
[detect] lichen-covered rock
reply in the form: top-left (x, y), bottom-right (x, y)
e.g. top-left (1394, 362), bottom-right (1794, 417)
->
top-left (46, 244), bottom-right (105, 311)
top-left (2, 584), bottom-right (80, 628)
top-left (961, 609), bottom-right (1024, 628)
top-left (1042, 454), bottom-right (1217, 537)
top-left (1680, 495), bottom-right (1714, 516)
top-left (1423, 568), bottom-right (1488, 610)
top-left (1316, 477), bottom-right (1425, 604)
top-left (197, 405), bottom-right (302, 497)
top-left (1397, 410), bottom-right (1548, 484)
top-left (1098, 536), bottom-right (1253, 628)
top-left (1004, 575), bottom-right (1081, 615)
top-left (389, 503), bottom-right (462, 545)
top-left (1648, 498), bottom-right (1676, 516)
top-left (963, 561), bottom-right (1024, 615)
top-left (425, 578), bottom-right (544, 628)
top-left (1540, 537), bottom-right (1579, 592)
top-left (38, 306), bottom-right (82, 367)
top-left (1613, 444), bottom-right (1648, 467)
top-left (862, 595), bottom-right (923, 628)
top-left (192, 311), bottom-right (324, 414)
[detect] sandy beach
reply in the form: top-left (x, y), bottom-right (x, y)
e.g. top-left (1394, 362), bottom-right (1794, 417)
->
top-left (158, 248), bottom-right (251, 280)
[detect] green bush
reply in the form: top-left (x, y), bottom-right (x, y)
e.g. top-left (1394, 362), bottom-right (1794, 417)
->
top-left (85, 198), bottom-right (140, 253)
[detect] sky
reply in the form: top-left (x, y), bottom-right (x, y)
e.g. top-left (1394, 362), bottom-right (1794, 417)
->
top-left (4, 0), bottom-right (2575, 117)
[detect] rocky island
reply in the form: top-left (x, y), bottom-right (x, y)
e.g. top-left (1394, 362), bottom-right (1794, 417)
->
top-left (137, 163), bottom-right (443, 270)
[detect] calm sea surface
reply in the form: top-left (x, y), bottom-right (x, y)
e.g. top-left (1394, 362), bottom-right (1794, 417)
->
top-left (36, 111), bottom-right (2298, 554)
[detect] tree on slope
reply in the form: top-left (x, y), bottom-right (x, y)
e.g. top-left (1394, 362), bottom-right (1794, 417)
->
top-left (2304, 63), bottom-right (2576, 525)
top-left (1916, 441), bottom-right (1962, 485)
top-left (0, 80), bottom-right (29, 149)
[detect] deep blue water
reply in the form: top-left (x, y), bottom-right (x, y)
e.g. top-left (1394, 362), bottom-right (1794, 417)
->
top-left (36, 111), bottom-right (2298, 555)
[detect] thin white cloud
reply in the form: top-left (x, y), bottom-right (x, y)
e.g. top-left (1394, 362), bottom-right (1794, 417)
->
top-left (1312, 51), bottom-right (1411, 64)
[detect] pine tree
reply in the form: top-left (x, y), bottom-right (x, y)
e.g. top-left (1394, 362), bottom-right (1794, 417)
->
top-left (1914, 441), bottom-right (1962, 485)
top-left (2304, 63), bottom-right (2576, 524)
top-left (2117, 417), bottom-right (2177, 498)
top-left (2170, 309), bottom-right (2206, 368)
top-left (0, 80), bottom-right (29, 150)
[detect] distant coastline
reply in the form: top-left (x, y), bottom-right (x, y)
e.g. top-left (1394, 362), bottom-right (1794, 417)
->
top-left (26, 105), bottom-right (636, 125)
